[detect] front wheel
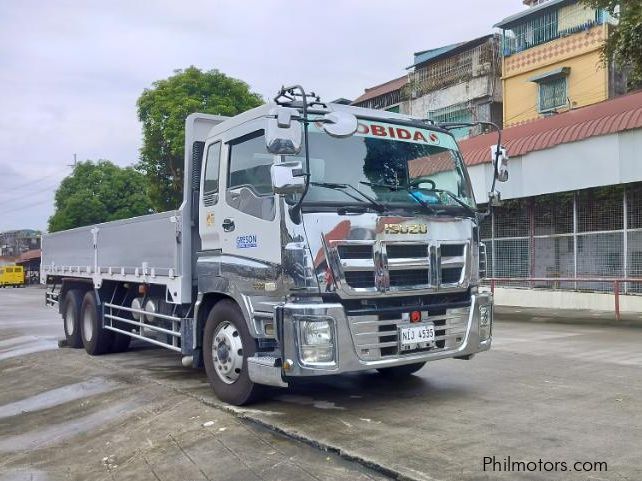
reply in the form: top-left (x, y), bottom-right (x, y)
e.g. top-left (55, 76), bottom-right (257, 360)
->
top-left (377, 362), bottom-right (426, 378)
top-left (203, 300), bottom-right (263, 405)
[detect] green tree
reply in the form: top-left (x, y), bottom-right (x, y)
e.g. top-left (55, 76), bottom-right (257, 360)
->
top-left (136, 67), bottom-right (263, 211)
top-left (48, 160), bottom-right (153, 232)
top-left (581, 0), bottom-right (642, 88)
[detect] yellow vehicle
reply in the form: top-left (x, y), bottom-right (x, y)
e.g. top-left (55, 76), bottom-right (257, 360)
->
top-left (0, 265), bottom-right (25, 288)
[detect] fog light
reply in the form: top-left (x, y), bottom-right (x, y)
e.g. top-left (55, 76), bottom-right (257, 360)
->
top-left (479, 305), bottom-right (492, 341)
top-left (297, 318), bottom-right (335, 365)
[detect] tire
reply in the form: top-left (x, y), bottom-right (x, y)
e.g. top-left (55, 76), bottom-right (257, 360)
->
top-left (62, 289), bottom-right (83, 348)
top-left (377, 362), bottom-right (426, 378)
top-left (110, 331), bottom-right (131, 353)
top-left (203, 300), bottom-right (263, 406)
top-left (80, 291), bottom-right (113, 355)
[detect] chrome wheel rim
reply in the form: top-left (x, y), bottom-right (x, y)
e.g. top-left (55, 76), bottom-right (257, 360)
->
top-left (64, 303), bottom-right (75, 336)
top-left (212, 321), bottom-right (244, 384)
top-left (83, 308), bottom-right (94, 342)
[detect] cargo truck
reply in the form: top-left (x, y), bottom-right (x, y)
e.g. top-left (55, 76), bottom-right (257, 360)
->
top-left (42, 86), bottom-right (508, 405)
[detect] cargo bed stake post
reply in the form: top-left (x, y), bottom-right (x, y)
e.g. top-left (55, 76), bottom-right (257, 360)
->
top-left (91, 227), bottom-right (101, 288)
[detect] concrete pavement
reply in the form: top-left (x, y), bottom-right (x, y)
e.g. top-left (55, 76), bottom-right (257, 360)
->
top-left (1, 287), bottom-right (641, 480)
top-left (0, 288), bottom-right (388, 481)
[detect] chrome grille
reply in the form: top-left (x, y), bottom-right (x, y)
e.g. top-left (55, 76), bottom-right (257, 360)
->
top-left (344, 271), bottom-right (375, 289)
top-left (389, 269), bottom-right (429, 287)
top-left (335, 240), bottom-right (469, 292)
top-left (440, 243), bottom-right (466, 286)
top-left (386, 244), bottom-right (428, 259)
top-left (337, 244), bottom-right (373, 259)
top-left (348, 306), bottom-right (470, 361)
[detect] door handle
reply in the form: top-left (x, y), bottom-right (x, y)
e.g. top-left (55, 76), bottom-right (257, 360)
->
top-left (222, 218), bottom-right (235, 232)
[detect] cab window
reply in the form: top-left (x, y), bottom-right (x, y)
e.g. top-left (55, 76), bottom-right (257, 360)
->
top-left (203, 142), bottom-right (222, 206)
top-left (226, 132), bottom-right (275, 221)
top-left (228, 132), bottom-right (273, 196)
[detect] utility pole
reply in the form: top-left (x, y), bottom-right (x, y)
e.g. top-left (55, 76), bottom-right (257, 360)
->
top-left (67, 153), bottom-right (78, 169)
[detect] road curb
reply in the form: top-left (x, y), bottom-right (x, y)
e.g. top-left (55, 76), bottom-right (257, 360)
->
top-left (494, 308), bottom-right (642, 328)
top-left (135, 371), bottom-right (436, 481)
top-left (193, 393), bottom-right (436, 481)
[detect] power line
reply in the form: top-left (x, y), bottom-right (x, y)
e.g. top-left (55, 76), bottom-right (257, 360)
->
top-left (0, 182), bottom-right (59, 204)
top-left (0, 197), bottom-right (54, 216)
top-left (1, 171), bottom-right (60, 192)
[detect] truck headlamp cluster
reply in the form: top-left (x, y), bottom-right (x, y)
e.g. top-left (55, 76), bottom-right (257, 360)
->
top-left (479, 304), bottom-right (492, 341)
top-left (295, 315), bottom-right (336, 365)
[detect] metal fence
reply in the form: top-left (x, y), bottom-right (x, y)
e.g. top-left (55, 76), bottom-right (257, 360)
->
top-left (480, 183), bottom-right (642, 294)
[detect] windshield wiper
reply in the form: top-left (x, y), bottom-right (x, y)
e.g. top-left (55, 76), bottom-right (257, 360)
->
top-left (417, 187), bottom-right (477, 218)
top-left (359, 181), bottom-right (400, 191)
top-left (360, 181), bottom-right (436, 214)
top-left (310, 182), bottom-right (385, 213)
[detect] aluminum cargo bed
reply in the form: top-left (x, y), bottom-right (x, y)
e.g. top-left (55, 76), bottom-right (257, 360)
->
top-left (41, 210), bottom-right (190, 303)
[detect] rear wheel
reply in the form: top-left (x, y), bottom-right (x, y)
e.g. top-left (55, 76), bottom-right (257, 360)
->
top-left (376, 362), bottom-right (426, 378)
top-left (80, 291), bottom-right (113, 355)
top-left (203, 300), bottom-right (263, 405)
top-left (62, 289), bottom-right (83, 348)
top-left (110, 331), bottom-right (131, 353)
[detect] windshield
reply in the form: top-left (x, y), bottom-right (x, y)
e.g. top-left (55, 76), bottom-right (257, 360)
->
top-left (295, 119), bottom-right (475, 212)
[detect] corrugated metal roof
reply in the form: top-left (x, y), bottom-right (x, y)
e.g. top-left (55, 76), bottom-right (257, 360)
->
top-left (459, 90), bottom-right (642, 166)
top-left (352, 75), bottom-right (408, 105)
top-left (16, 249), bottom-right (41, 263)
top-left (407, 35), bottom-right (496, 69)
top-left (408, 42), bottom-right (464, 69)
top-left (494, 0), bottom-right (571, 29)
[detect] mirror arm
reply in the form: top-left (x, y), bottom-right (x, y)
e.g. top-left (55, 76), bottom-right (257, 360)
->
top-left (277, 85), bottom-right (312, 223)
top-left (439, 120), bottom-right (503, 218)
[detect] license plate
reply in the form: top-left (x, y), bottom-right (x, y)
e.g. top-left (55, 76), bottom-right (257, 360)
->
top-left (399, 324), bottom-right (435, 351)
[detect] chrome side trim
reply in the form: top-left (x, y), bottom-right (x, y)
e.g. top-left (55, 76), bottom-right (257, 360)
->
top-left (247, 355), bottom-right (288, 387)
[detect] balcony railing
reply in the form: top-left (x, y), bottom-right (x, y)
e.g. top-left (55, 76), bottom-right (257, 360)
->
top-left (501, 7), bottom-right (609, 57)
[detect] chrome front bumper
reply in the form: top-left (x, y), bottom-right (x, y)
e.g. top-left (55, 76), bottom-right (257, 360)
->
top-left (271, 293), bottom-right (492, 378)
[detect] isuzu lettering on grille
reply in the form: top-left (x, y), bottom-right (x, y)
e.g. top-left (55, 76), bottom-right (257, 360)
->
top-left (384, 224), bottom-right (428, 234)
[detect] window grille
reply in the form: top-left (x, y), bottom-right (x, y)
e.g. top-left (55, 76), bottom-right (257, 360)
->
top-left (428, 103), bottom-right (473, 139)
top-left (538, 77), bottom-right (567, 112)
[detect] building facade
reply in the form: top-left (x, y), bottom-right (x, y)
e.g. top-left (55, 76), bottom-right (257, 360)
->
top-left (351, 76), bottom-right (408, 113)
top-left (404, 35), bottom-right (503, 139)
top-left (352, 35), bottom-right (503, 140)
top-left (496, 0), bottom-right (624, 127)
top-left (0, 229), bottom-right (41, 258)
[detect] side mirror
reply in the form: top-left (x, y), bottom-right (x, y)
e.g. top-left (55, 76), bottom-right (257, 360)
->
top-left (266, 107), bottom-right (303, 155)
top-left (271, 161), bottom-right (306, 195)
top-left (491, 144), bottom-right (509, 182)
top-left (322, 111), bottom-right (358, 138)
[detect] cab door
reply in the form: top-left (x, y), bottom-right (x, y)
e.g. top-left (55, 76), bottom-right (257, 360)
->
top-left (217, 120), bottom-right (281, 265)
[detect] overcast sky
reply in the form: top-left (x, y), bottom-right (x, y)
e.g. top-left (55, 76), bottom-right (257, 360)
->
top-left (0, 0), bottom-right (520, 232)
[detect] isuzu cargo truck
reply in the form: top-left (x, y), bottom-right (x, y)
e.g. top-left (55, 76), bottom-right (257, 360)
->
top-left (42, 86), bottom-right (508, 405)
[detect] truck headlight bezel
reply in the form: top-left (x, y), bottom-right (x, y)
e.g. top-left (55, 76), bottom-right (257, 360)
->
top-left (294, 315), bottom-right (337, 366)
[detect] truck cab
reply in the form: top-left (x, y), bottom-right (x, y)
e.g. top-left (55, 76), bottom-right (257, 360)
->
top-left (191, 89), bottom-right (495, 403)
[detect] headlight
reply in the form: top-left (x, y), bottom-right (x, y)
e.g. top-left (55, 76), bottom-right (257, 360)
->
top-left (296, 317), bottom-right (335, 365)
top-left (302, 321), bottom-right (333, 345)
top-left (479, 305), bottom-right (492, 341)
